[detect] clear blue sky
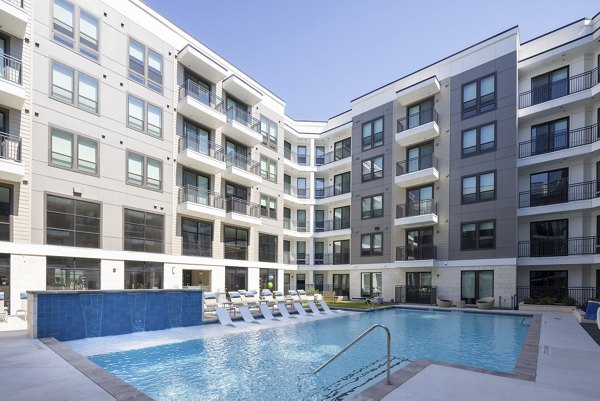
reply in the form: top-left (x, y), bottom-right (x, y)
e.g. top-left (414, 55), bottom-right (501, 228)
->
top-left (144, 0), bottom-right (599, 121)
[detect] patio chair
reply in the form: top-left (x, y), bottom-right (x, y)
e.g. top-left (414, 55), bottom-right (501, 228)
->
top-left (260, 289), bottom-right (278, 307)
top-left (203, 292), bottom-right (219, 313)
top-left (274, 291), bottom-right (294, 308)
top-left (15, 292), bottom-right (27, 320)
top-left (308, 301), bottom-right (324, 314)
top-left (228, 291), bottom-right (246, 311)
top-left (0, 292), bottom-right (7, 323)
top-left (319, 300), bottom-right (340, 314)
top-left (323, 291), bottom-right (337, 303)
top-left (293, 302), bottom-right (311, 316)
top-left (288, 290), bottom-right (300, 302)
top-left (436, 298), bottom-right (452, 308)
top-left (241, 292), bottom-right (261, 308)
top-left (297, 289), bottom-right (315, 303)
top-left (476, 297), bottom-right (495, 310)
top-left (259, 304), bottom-right (279, 321)
top-left (239, 306), bottom-right (260, 324)
top-left (215, 307), bottom-right (236, 327)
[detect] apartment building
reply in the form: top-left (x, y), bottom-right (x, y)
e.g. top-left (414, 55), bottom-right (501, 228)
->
top-left (0, 0), bottom-right (598, 313)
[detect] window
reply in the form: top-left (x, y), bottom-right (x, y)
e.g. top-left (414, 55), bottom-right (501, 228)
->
top-left (361, 233), bottom-right (383, 256)
top-left (259, 233), bottom-right (278, 263)
top-left (406, 185), bottom-right (433, 216)
top-left (123, 209), bottom-right (164, 253)
top-left (406, 98), bottom-right (434, 129)
top-left (406, 142), bottom-right (433, 173)
top-left (182, 218), bottom-right (212, 257)
top-left (335, 138), bottom-right (351, 160)
top-left (0, 255), bottom-right (10, 312)
top-left (462, 74), bottom-right (495, 118)
top-left (333, 239), bottom-right (350, 264)
top-left (224, 226), bottom-right (248, 260)
top-left (361, 194), bottom-right (383, 219)
top-left (46, 257), bottom-right (100, 290)
top-left (46, 195), bottom-right (100, 248)
top-left (332, 273), bottom-right (349, 296)
top-left (530, 118), bottom-right (569, 156)
top-left (124, 261), bottom-right (163, 289)
top-left (183, 120), bottom-right (211, 155)
top-left (333, 206), bottom-right (350, 230)
top-left (361, 272), bottom-right (382, 297)
top-left (128, 38), bottom-right (163, 92)
top-left (225, 267), bottom-right (247, 292)
top-left (260, 116), bottom-right (277, 149)
top-left (461, 220), bottom-right (495, 250)
top-left (315, 146), bottom-right (325, 165)
top-left (362, 117), bottom-right (383, 150)
top-left (531, 67), bottom-right (569, 105)
top-left (260, 156), bottom-right (277, 182)
top-left (461, 270), bottom-right (493, 304)
top-left (462, 171), bottom-right (495, 203)
top-left (260, 194), bottom-right (277, 219)
top-left (529, 168), bottom-right (568, 207)
top-left (52, 0), bottom-right (99, 60)
top-left (127, 151), bottom-right (162, 191)
top-left (314, 210), bottom-right (324, 232)
top-left (333, 172), bottom-right (351, 195)
top-left (296, 210), bottom-right (307, 232)
top-left (0, 185), bottom-right (12, 241)
top-left (297, 146), bottom-right (307, 165)
top-left (50, 128), bottom-right (98, 174)
top-left (361, 156), bottom-right (383, 182)
top-left (529, 219), bottom-right (568, 257)
top-left (260, 268), bottom-right (278, 291)
top-left (51, 61), bottom-right (98, 112)
top-left (127, 95), bottom-right (162, 138)
top-left (462, 123), bottom-right (496, 157)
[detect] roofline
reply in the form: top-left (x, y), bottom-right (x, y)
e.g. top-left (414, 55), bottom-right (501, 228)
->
top-left (520, 17), bottom-right (587, 45)
top-left (350, 25), bottom-right (518, 103)
top-left (519, 25), bottom-right (600, 63)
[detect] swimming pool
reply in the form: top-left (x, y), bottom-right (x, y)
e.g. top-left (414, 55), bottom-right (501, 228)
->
top-left (89, 308), bottom-right (532, 400)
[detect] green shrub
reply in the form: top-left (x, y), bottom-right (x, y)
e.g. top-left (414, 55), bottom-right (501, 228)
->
top-left (306, 287), bottom-right (320, 295)
top-left (560, 296), bottom-right (576, 306)
top-left (540, 296), bottom-right (555, 305)
top-left (523, 297), bottom-right (535, 304)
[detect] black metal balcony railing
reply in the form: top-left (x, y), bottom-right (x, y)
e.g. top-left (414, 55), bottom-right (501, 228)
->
top-left (1, 53), bottom-right (22, 85)
top-left (284, 149), bottom-right (310, 165)
top-left (396, 245), bottom-right (437, 261)
top-left (396, 154), bottom-right (438, 176)
top-left (396, 200), bottom-right (437, 218)
top-left (182, 242), bottom-right (212, 257)
top-left (314, 219), bottom-right (350, 233)
top-left (3, 0), bottom-right (24, 8)
top-left (518, 237), bottom-right (597, 257)
top-left (178, 185), bottom-right (224, 209)
top-left (225, 152), bottom-right (261, 176)
top-left (518, 123), bottom-right (599, 158)
top-left (0, 132), bottom-right (22, 162)
top-left (283, 218), bottom-right (309, 232)
top-left (395, 285), bottom-right (437, 305)
top-left (283, 183), bottom-right (310, 199)
top-left (178, 134), bottom-right (224, 162)
top-left (179, 79), bottom-right (224, 113)
top-left (225, 197), bottom-right (261, 218)
top-left (224, 244), bottom-right (247, 260)
top-left (283, 252), bottom-right (309, 265)
top-left (314, 184), bottom-right (351, 199)
top-left (225, 105), bottom-right (261, 133)
top-left (313, 253), bottom-right (350, 265)
top-left (315, 145), bottom-right (351, 166)
top-left (517, 286), bottom-right (597, 308)
top-left (397, 108), bottom-right (438, 133)
top-left (519, 67), bottom-right (599, 109)
top-left (519, 180), bottom-right (599, 208)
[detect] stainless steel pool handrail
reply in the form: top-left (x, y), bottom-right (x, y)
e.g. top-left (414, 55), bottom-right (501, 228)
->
top-left (313, 324), bottom-right (392, 385)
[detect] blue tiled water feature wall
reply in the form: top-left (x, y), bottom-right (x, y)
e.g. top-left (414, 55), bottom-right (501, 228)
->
top-left (32, 290), bottom-right (203, 341)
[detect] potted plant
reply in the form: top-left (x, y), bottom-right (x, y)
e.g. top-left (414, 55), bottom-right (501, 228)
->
top-left (307, 287), bottom-right (321, 301)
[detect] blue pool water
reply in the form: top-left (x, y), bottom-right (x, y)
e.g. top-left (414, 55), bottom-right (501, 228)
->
top-left (90, 308), bottom-right (532, 400)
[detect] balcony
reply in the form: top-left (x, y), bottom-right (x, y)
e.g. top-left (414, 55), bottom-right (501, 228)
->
top-left (519, 67), bottom-right (599, 110)
top-left (395, 154), bottom-right (439, 187)
top-left (222, 75), bottom-right (262, 106)
top-left (395, 76), bottom-right (441, 106)
top-left (395, 109), bottom-right (440, 147)
top-left (225, 197), bottom-right (261, 226)
top-left (518, 237), bottom-right (597, 257)
top-left (178, 80), bottom-right (227, 129)
top-left (177, 45), bottom-right (228, 83)
top-left (177, 185), bottom-right (226, 220)
top-left (314, 184), bottom-right (351, 204)
top-left (0, 53), bottom-right (25, 109)
top-left (221, 105), bottom-right (263, 145)
top-left (283, 252), bottom-right (309, 265)
top-left (394, 200), bottom-right (438, 228)
top-left (223, 153), bottom-right (262, 184)
top-left (284, 183), bottom-right (310, 199)
top-left (315, 146), bottom-right (351, 169)
top-left (518, 123), bottom-right (599, 162)
top-left (284, 149), bottom-right (310, 166)
top-left (224, 244), bottom-right (248, 261)
top-left (313, 253), bottom-right (350, 265)
top-left (518, 180), bottom-right (600, 214)
top-left (177, 134), bottom-right (226, 174)
top-left (0, 0), bottom-right (27, 39)
top-left (0, 132), bottom-right (23, 181)
top-left (395, 245), bottom-right (437, 261)
top-left (313, 220), bottom-right (351, 239)
top-left (283, 218), bottom-right (310, 234)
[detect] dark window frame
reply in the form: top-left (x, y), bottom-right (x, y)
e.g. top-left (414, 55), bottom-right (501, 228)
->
top-left (128, 37), bottom-right (163, 93)
top-left (361, 155), bottom-right (384, 182)
top-left (361, 117), bottom-right (384, 151)
top-left (46, 194), bottom-right (101, 248)
top-left (46, 257), bottom-right (101, 290)
top-left (181, 217), bottom-right (213, 257)
top-left (461, 170), bottom-right (496, 204)
top-left (361, 232), bottom-right (383, 256)
top-left (461, 121), bottom-right (497, 158)
top-left (361, 193), bottom-right (384, 220)
top-left (0, 184), bottom-right (13, 242)
top-left (126, 150), bottom-right (163, 192)
top-left (460, 219), bottom-right (496, 251)
top-left (124, 261), bottom-right (164, 289)
top-left (462, 73), bottom-right (496, 119)
top-left (123, 208), bottom-right (164, 253)
top-left (460, 270), bottom-right (494, 303)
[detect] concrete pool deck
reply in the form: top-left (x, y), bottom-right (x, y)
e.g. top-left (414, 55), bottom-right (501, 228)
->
top-left (1, 308), bottom-right (599, 400)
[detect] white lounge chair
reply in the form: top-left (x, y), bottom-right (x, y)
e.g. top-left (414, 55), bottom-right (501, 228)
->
top-left (228, 291), bottom-right (246, 311)
top-left (293, 302), bottom-right (311, 316)
top-left (277, 303), bottom-right (296, 318)
top-left (274, 291), bottom-right (294, 308)
top-left (241, 292), bottom-right (261, 308)
top-left (298, 289), bottom-right (315, 303)
top-left (15, 292), bottom-right (27, 321)
top-left (216, 307), bottom-right (236, 327)
top-left (319, 300), bottom-right (340, 314)
top-left (260, 289), bottom-right (278, 307)
top-left (203, 292), bottom-right (219, 313)
top-left (288, 290), bottom-right (300, 302)
top-left (259, 304), bottom-right (279, 321)
top-left (308, 301), bottom-right (324, 314)
top-left (0, 292), bottom-right (7, 323)
top-left (239, 306), bottom-right (260, 324)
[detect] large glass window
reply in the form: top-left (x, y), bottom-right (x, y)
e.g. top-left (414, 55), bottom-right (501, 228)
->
top-left (46, 257), bottom-right (100, 290)
top-left (531, 67), bottom-right (569, 105)
top-left (124, 261), bottom-right (163, 289)
top-left (529, 168), bottom-right (568, 207)
top-left (334, 138), bottom-right (351, 160)
top-left (259, 194), bottom-right (277, 219)
top-left (128, 38), bottom-right (163, 92)
top-left (333, 206), bottom-right (350, 230)
top-left (333, 274), bottom-right (349, 297)
top-left (225, 266), bottom-right (247, 292)
top-left (462, 74), bottom-right (496, 118)
top-left (530, 219), bottom-right (568, 257)
top-left (224, 226), bottom-right (248, 260)
top-left (361, 155), bottom-right (384, 182)
top-left (361, 233), bottom-right (383, 256)
top-left (260, 116), bottom-right (277, 149)
top-left (51, 61), bottom-right (98, 112)
top-left (334, 172), bottom-right (351, 195)
top-left (406, 142), bottom-right (433, 173)
top-left (46, 195), bottom-right (100, 248)
top-left (361, 272), bottom-right (382, 297)
top-left (462, 123), bottom-right (496, 157)
top-left (259, 233), bottom-right (278, 263)
top-left (362, 117), bottom-right (383, 150)
top-left (461, 220), bottom-right (495, 250)
top-left (406, 98), bottom-right (434, 129)
top-left (127, 151), bottom-right (162, 191)
top-left (52, 0), bottom-right (99, 60)
top-left (0, 186), bottom-right (11, 241)
top-left (333, 239), bottom-right (350, 264)
top-left (260, 268), bottom-right (278, 291)
top-left (462, 171), bottom-right (495, 203)
top-left (127, 95), bottom-right (162, 138)
top-left (531, 118), bottom-right (569, 156)
top-left (50, 128), bottom-right (98, 174)
top-left (0, 255), bottom-right (9, 312)
top-left (361, 194), bottom-right (383, 219)
top-left (406, 185), bottom-right (433, 216)
top-left (183, 120), bottom-right (211, 155)
top-left (461, 270), bottom-right (493, 304)
top-left (260, 155), bottom-right (277, 183)
top-left (181, 218), bottom-right (212, 257)
top-left (123, 209), bottom-right (164, 253)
